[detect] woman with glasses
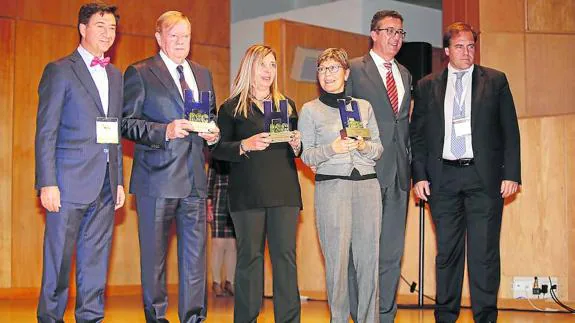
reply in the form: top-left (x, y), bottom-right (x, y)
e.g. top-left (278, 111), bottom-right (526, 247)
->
top-left (212, 44), bottom-right (302, 323)
top-left (298, 48), bottom-right (383, 323)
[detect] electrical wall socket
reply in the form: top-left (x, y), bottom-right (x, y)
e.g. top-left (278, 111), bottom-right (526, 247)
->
top-left (512, 276), bottom-right (558, 299)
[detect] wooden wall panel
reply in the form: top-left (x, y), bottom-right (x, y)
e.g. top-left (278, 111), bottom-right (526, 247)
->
top-left (480, 33), bottom-right (526, 117)
top-left (443, 0), bottom-right (481, 63)
top-left (15, 0), bottom-right (230, 47)
top-left (0, 0), bottom-right (17, 17)
top-left (189, 0), bottom-right (230, 47)
top-left (112, 0), bottom-right (192, 37)
top-left (527, 0), bottom-right (575, 33)
top-left (17, 0), bottom-right (81, 26)
top-left (479, 0), bottom-right (525, 32)
top-left (525, 34), bottom-right (575, 117)
top-left (567, 115), bottom-right (575, 299)
top-left (0, 18), bottom-right (15, 288)
top-left (191, 44), bottom-right (230, 106)
top-left (499, 117), bottom-right (570, 299)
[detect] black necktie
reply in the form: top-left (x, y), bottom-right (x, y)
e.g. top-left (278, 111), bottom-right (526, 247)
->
top-left (176, 65), bottom-right (191, 98)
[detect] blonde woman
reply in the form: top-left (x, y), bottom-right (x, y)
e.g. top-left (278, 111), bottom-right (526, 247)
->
top-left (212, 45), bottom-right (302, 323)
top-left (298, 48), bottom-right (383, 323)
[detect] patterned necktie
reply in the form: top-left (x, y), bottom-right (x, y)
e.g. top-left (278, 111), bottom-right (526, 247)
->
top-left (451, 71), bottom-right (467, 158)
top-left (176, 65), bottom-right (191, 99)
top-left (384, 62), bottom-right (399, 115)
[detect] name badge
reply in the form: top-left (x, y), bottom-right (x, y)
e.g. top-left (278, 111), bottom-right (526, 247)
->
top-left (96, 117), bottom-right (119, 144)
top-left (453, 117), bottom-right (471, 137)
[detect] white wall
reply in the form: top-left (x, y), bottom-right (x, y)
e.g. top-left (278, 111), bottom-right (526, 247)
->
top-left (232, 0), bottom-right (335, 22)
top-left (362, 0), bottom-right (441, 45)
top-left (231, 0), bottom-right (441, 84)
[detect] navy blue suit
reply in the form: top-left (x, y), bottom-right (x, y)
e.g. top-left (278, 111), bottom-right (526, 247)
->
top-left (35, 50), bottom-right (123, 323)
top-left (122, 54), bottom-right (215, 323)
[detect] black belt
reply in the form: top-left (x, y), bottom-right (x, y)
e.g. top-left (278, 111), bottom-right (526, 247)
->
top-left (442, 158), bottom-right (474, 167)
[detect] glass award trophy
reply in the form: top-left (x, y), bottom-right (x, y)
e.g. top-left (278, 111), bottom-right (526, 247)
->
top-left (338, 98), bottom-right (370, 139)
top-left (264, 99), bottom-right (293, 143)
top-left (184, 90), bottom-right (217, 133)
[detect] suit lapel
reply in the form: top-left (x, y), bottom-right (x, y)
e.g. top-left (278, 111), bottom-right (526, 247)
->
top-left (149, 54), bottom-right (184, 109)
top-left (106, 65), bottom-right (120, 117)
top-left (470, 65), bottom-right (484, 133)
top-left (435, 69), bottom-right (449, 139)
top-left (362, 55), bottom-right (391, 109)
top-left (397, 63), bottom-right (411, 118)
top-left (69, 50), bottom-right (105, 116)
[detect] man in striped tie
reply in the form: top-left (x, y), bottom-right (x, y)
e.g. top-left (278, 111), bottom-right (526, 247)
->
top-left (410, 22), bottom-right (521, 323)
top-left (346, 10), bottom-right (412, 323)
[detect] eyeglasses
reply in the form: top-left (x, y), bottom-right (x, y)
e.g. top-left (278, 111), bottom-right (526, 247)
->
top-left (375, 27), bottom-right (407, 39)
top-left (317, 65), bottom-right (342, 74)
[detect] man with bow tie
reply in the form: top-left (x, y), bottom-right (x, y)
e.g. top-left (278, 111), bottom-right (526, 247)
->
top-left (35, 3), bottom-right (125, 322)
top-left (121, 10), bottom-right (219, 323)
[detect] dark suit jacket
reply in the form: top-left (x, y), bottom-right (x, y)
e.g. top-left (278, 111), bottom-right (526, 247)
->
top-left (410, 65), bottom-right (521, 197)
top-left (122, 54), bottom-right (215, 198)
top-left (346, 54), bottom-right (412, 191)
top-left (211, 96), bottom-right (302, 212)
top-left (35, 50), bottom-right (123, 204)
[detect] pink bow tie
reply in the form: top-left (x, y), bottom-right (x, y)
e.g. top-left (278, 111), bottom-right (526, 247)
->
top-left (90, 56), bottom-right (110, 67)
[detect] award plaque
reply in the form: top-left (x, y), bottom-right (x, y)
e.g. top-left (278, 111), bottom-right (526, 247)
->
top-left (264, 99), bottom-right (293, 143)
top-left (338, 98), bottom-right (370, 139)
top-left (184, 90), bottom-right (217, 133)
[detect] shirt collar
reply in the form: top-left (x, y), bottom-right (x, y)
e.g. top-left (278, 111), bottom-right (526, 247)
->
top-left (447, 63), bottom-right (474, 78)
top-left (77, 44), bottom-right (103, 69)
top-left (159, 50), bottom-right (186, 72)
top-left (370, 49), bottom-right (396, 70)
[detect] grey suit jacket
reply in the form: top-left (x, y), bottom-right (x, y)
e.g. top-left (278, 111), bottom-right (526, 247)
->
top-left (346, 54), bottom-right (412, 191)
top-left (121, 54), bottom-right (216, 198)
top-left (35, 50), bottom-right (124, 204)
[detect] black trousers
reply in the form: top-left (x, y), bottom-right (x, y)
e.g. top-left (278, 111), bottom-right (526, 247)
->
top-left (429, 164), bottom-right (503, 323)
top-left (230, 206), bottom-right (301, 323)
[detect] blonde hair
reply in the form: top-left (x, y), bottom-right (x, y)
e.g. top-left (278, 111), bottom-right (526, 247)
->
top-left (317, 48), bottom-right (350, 70)
top-left (229, 45), bottom-right (291, 118)
top-left (156, 11), bottom-right (190, 34)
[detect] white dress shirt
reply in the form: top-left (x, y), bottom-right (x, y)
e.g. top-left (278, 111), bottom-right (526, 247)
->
top-left (443, 63), bottom-right (474, 159)
top-left (159, 50), bottom-right (199, 102)
top-left (370, 49), bottom-right (406, 111)
top-left (77, 45), bottom-right (109, 116)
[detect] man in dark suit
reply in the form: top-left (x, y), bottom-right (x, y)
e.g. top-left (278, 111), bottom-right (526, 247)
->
top-left (121, 11), bottom-right (219, 323)
top-left (35, 3), bottom-right (124, 322)
top-left (346, 10), bottom-right (412, 323)
top-left (410, 22), bottom-right (521, 323)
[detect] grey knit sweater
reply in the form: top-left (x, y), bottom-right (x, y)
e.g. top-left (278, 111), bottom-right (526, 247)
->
top-left (298, 97), bottom-right (383, 176)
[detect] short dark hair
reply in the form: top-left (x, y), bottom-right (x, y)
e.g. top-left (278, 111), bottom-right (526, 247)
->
top-left (369, 10), bottom-right (403, 48)
top-left (78, 2), bottom-right (119, 27)
top-left (443, 22), bottom-right (478, 48)
top-left (370, 10), bottom-right (404, 32)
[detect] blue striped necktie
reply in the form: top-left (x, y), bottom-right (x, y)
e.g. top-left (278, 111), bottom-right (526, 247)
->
top-left (451, 71), bottom-right (467, 158)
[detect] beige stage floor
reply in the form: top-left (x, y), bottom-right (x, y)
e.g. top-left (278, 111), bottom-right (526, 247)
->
top-left (3, 292), bottom-right (574, 322)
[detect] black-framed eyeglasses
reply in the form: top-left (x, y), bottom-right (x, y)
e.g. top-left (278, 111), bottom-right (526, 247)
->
top-left (317, 65), bottom-right (342, 74)
top-left (375, 27), bottom-right (407, 39)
